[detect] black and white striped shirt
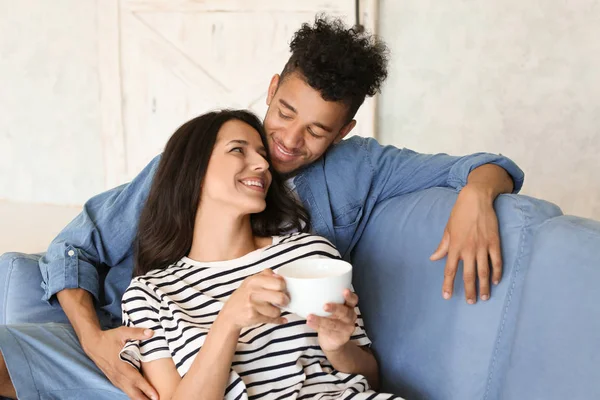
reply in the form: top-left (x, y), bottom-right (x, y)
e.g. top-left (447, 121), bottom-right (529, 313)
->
top-left (120, 233), bottom-right (400, 399)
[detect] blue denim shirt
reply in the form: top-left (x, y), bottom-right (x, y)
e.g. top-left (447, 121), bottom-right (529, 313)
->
top-left (39, 136), bottom-right (524, 320)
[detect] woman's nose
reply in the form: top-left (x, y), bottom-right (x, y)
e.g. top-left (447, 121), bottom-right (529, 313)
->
top-left (252, 154), bottom-right (269, 171)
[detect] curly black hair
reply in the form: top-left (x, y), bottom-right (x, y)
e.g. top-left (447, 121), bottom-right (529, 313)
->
top-left (281, 15), bottom-right (389, 121)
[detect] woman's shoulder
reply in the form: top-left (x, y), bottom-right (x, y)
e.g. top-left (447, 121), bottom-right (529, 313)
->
top-left (122, 276), bottom-right (162, 307)
top-left (124, 263), bottom-right (181, 301)
top-left (274, 232), bottom-right (330, 244)
top-left (271, 233), bottom-right (340, 257)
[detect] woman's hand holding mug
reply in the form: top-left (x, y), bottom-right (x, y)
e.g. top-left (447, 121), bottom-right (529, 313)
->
top-left (220, 269), bottom-right (290, 330)
top-left (306, 289), bottom-right (359, 352)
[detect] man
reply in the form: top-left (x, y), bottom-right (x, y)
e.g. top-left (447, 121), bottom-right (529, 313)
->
top-left (0, 17), bottom-right (522, 400)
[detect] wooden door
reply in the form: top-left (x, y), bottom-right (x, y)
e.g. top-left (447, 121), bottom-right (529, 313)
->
top-left (99, 0), bottom-right (378, 188)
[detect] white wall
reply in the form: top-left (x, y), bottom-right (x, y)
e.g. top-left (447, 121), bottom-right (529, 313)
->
top-left (0, 200), bottom-right (81, 254)
top-left (0, 0), bottom-right (105, 206)
top-left (379, 0), bottom-right (600, 220)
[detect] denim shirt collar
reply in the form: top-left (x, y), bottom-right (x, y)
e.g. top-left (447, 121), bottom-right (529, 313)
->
top-left (294, 160), bottom-right (334, 240)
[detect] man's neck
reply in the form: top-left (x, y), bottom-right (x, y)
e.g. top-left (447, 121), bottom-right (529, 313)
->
top-left (187, 206), bottom-right (263, 263)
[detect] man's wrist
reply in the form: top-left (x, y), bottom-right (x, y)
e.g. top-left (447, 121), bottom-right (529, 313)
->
top-left (462, 182), bottom-right (497, 202)
top-left (56, 288), bottom-right (103, 349)
top-left (466, 164), bottom-right (514, 198)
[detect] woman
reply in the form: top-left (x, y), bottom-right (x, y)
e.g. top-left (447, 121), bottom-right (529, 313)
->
top-left (120, 110), bottom-right (399, 399)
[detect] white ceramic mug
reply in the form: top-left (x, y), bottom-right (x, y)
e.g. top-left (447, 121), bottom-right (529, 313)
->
top-left (276, 258), bottom-right (353, 319)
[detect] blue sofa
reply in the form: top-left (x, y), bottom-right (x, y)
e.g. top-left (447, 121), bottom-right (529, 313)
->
top-left (1, 188), bottom-right (599, 399)
top-left (352, 188), bottom-right (600, 399)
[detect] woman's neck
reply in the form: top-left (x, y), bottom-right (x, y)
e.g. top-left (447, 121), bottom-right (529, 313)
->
top-left (187, 205), bottom-right (269, 262)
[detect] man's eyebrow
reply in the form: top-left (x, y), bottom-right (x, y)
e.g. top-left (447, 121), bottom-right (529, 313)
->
top-left (278, 99), bottom-right (297, 114)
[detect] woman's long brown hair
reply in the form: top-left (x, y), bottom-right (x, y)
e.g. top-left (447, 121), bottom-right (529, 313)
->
top-left (133, 110), bottom-right (310, 277)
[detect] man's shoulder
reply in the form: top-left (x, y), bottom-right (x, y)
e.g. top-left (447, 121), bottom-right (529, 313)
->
top-left (330, 135), bottom-right (372, 154)
top-left (325, 135), bottom-right (393, 163)
top-left (317, 136), bottom-right (380, 177)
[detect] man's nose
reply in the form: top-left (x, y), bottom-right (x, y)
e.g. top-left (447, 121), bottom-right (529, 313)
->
top-left (280, 124), bottom-right (304, 150)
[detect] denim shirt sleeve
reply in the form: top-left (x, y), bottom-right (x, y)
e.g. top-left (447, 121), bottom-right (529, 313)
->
top-left (362, 138), bottom-right (524, 203)
top-left (38, 155), bottom-right (161, 304)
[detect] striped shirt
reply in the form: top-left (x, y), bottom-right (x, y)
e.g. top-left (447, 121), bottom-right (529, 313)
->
top-left (120, 233), bottom-right (400, 399)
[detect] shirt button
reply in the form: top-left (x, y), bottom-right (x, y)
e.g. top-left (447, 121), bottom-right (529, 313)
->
top-left (67, 250), bottom-right (75, 257)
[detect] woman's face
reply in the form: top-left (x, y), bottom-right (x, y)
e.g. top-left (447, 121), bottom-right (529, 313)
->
top-left (201, 119), bottom-right (272, 216)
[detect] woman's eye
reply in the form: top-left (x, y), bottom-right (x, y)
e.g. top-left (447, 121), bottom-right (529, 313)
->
top-left (230, 147), bottom-right (243, 153)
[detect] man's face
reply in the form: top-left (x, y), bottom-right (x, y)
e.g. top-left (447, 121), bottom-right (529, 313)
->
top-left (263, 72), bottom-right (356, 175)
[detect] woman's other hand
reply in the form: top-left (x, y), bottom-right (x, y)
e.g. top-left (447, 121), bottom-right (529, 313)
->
top-left (306, 289), bottom-right (358, 352)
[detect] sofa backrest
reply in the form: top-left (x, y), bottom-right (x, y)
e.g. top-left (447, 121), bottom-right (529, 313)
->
top-left (351, 187), bottom-right (562, 399)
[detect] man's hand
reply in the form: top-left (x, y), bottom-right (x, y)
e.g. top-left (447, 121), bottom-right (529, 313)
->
top-left (306, 289), bottom-right (358, 352)
top-left (82, 326), bottom-right (158, 400)
top-left (430, 184), bottom-right (503, 304)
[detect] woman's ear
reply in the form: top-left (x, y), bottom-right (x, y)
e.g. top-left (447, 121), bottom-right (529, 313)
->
top-left (266, 74), bottom-right (280, 106)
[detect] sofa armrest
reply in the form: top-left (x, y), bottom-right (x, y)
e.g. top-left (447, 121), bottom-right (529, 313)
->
top-left (500, 215), bottom-right (600, 399)
top-left (0, 252), bottom-right (69, 324)
top-left (351, 187), bottom-right (562, 399)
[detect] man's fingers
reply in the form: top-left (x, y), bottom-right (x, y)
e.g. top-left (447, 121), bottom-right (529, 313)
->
top-left (118, 367), bottom-right (158, 400)
top-left (477, 250), bottom-right (491, 301)
top-left (463, 256), bottom-right (477, 304)
top-left (124, 388), bottom-right (152, 400)
top-left (120, 326), bottom-right (154, 342)
top-left (127, 363), bottom-right (158, 400)
top-left (430, 231), bottom-right (450, 261)
top-left (125, 385), bottom-right (156, 400)
top-left (442, 251), bottom-right (459, 299)
top-left (489, 244), bottom-right (503, 285)
top-left (135, 376), bottom-right (159, 400)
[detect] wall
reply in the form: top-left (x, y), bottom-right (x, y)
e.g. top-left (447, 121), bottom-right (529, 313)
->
top-left (379, 0), bottom-right (600, 220)
top-left (0, 0), bottom-right (105, 206)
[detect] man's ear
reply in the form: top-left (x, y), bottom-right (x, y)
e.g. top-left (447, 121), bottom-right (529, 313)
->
top-left (266, 74), bottom-right (280, 106)
top-left (334, 120), bottom-right (357, 144)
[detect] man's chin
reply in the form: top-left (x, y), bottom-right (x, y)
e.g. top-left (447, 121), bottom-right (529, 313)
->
top-left (272, 160), bottom-right (300, 177)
